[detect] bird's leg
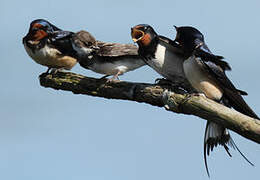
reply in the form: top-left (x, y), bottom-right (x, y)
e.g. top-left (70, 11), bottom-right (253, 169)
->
top-left (50, 68), bottom-right (64, 74)
top-left (155, 78), bottom-right (191, 94)
top-left (181, 93), bottom-right (206, 106)
top-left (50, 68), bottom-right (58, 74)
top-left (100, 75), bottom-right (110, 80)
top-left (191, 92), bottom-right (206, 98)
top-left (45, 67), bottom-right (51, 74)
top-left (155, 78), bottom-right (174, 86)
top-left (106, 71), bottom-right (121, 83)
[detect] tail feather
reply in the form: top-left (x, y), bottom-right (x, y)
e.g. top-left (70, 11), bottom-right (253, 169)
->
top-left (204, 122), bottom-right (230, 177)
top-left (204, 121), bottom-right (253, 177)
top-left (229, 137), bottom-right (254, 166)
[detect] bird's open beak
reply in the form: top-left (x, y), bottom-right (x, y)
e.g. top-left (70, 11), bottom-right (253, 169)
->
top-left (131, 27), bottom-right (144, 43)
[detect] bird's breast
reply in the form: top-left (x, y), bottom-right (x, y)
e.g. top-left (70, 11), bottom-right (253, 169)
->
top-left (183, 56), bottom-right (223, 100)
top-left (145, 42), bottom-right (185, 81)
top-left (24, 42), bottom-right (77, 70)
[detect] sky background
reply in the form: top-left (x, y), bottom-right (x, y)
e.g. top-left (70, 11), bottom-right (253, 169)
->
top-left (1, 0), bottom-right (260, 179)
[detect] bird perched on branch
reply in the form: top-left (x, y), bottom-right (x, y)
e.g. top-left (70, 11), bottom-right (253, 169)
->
top-left (174, 25), bottom-right (257, 176)
top-left (72, 30), bottom-right (145, 81)
top-left (23, 19), bottom-right (77, 73)
top-left (131, 24), bottom-right (192, 90)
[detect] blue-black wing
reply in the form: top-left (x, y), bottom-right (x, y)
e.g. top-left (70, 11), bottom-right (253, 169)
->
top-left (195, 41), bottom-right (231, 71)
top-left (199, 58), bottom-right (258, 118)
top-left (159, 35), bottom-right (184, 55)
top-left (50, 31), bottom-right (76, 57)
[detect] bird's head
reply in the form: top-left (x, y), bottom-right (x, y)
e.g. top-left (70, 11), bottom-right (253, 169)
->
top-left (174, 26), bottom-right (204, 55)
top-left (24, 19), bottom-right (61, 43)
top-left (131, 24), bottom-right (158, 47)
top-left (72, 30), bottom-right (98, 59)
top-left (74, 30), bottom-right (97, 48)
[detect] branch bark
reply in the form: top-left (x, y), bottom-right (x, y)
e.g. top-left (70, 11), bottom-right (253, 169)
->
top-left (39, 72), bottom-right (260, 144)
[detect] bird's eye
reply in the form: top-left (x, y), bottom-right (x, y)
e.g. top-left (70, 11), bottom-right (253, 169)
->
top-left (143, 26), bottom-right (147, 31)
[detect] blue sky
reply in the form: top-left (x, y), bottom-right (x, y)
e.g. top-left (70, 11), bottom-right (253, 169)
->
top-left (1, 0), bottom-right (260, 179)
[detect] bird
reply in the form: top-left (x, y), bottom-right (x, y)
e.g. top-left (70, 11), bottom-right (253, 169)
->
top-left (173, 25), bottom-right (258, 176)
top-left (71, 30), bottom-right (146, 81)
top-left (23, 19), bottom-right (77, 73)
top-left (131, 24), bottom-right (192, 90)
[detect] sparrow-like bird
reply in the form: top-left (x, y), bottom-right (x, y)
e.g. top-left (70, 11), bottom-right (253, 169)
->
top-left (131, 24), bottom-right (191, 89)
top-left (72, 30), bottom-right (145, 81)
top-left (174, 26), bottom-right (258, 176)
top-left (23, 19), bottom-right (77, 73)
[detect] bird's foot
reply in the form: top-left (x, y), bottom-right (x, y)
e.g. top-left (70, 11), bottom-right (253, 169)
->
top-left (105, 72), bottom-right (121, 83)
top-left (191, 92), bottom-right (206, 97)
top-left (39, 68), bottom-right (52, 78)
top-left (181, 93), bottom-right (206, 105)
top-left (45, 67), bottom-right (51, 74)
top-left (104, 75), bottom-right (120, 83)
top-left (155, 78), bottom-right (174, 86)
top-left (100, 75), bottom-right (110, 80)
top-left (106, 78), bottom-right (118, 83)
top-left (49, 68), bottom-right (64, 74)
top-left (155, 78), bottom-right (191, 94)
top-left (99, 75), bottom-right (120, 83)
top-left (39, 68), bottom-right (62, 79)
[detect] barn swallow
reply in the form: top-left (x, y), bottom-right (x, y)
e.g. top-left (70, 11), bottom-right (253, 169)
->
top-left (71, 30), bottom-right (145, 81)
top-left (23, 19), bottom-right (77, 73)
top-left (131, 24), bottom-right (192, 89)
top-left (174, 26), bottom-right (257, 176)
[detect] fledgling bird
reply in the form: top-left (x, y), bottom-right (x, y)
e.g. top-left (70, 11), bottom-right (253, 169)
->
top-left (174, 26), bottom-right (258, 176)
top-left (23, 19), bottom-right (77, 73)
top-left (72, 30), bottom-right (145, 81)
top-left (131, 24), bottom-right (191, 89)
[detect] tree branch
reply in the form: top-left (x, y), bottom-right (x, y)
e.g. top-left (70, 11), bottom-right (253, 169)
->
top-left (39, 72), bottom-right (260, 144)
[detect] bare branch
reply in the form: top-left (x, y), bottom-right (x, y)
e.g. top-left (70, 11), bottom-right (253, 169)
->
top-left (39, 72), bottom-right (260, 144)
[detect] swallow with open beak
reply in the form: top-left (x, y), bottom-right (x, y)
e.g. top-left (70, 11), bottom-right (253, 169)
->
top-left (174, 25), bottom-right (258, 176)
top-left (72, 30), bottom-right (145, 81)
top-left (131, 24), bottom-right (192, 89)
top-left (23, 19), bottom-right (77, 73)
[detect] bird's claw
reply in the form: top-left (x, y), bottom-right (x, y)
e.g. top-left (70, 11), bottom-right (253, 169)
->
top-left (155, 78), bottom-right (173, 86)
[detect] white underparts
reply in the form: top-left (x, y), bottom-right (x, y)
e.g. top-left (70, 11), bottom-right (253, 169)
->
top-left (88, 57), bottom-right (145, 75)
top-left (183, 56), bottom-right (223, 100)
